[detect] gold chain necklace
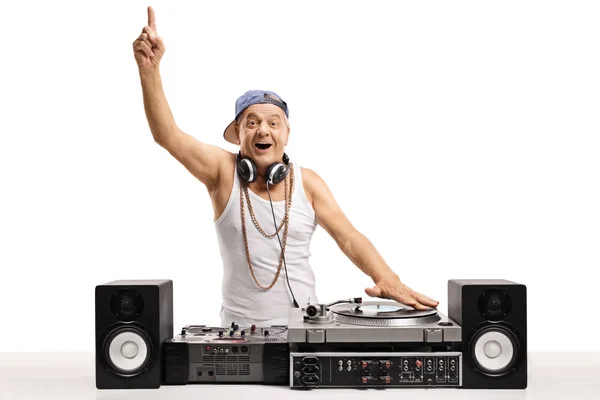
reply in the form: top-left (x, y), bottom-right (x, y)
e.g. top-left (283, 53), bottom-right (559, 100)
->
top-left (241, 173), bottom-right (288, 238)
top-left (240, 165), bottom-right (295, 290)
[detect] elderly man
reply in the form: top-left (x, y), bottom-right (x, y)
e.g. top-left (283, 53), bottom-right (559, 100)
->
top-left (133, 6), bottom-right (439, 326)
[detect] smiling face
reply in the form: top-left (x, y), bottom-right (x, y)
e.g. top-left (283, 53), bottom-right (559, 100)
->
top-left (235, 103), bottom-right (290, 172)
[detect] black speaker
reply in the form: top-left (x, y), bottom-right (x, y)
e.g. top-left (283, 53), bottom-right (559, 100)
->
top-left (448, 279), bottom-right (527, 389)
top-left (95, 279), bottom-right (173, 389)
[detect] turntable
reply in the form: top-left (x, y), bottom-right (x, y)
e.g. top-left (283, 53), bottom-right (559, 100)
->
top-left (288, 297), bottom-right (463, 388)
top-left (289, 297), bottom-right (461, 343)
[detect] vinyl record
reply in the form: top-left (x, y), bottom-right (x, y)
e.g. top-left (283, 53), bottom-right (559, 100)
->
top-left (330, 301), bottom-right (440, 326)
top-left (332, 301), bottom-right (438, 318)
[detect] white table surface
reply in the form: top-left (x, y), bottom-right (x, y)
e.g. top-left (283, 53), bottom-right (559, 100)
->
top-left (0, 352), bottom-right (598, 400)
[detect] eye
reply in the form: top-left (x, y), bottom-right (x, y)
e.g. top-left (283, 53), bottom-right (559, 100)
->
top-left (271, 122), bottom-right (278, 126)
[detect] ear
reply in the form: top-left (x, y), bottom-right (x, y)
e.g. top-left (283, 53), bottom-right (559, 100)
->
top-left (235, 124), bottom-right (241, 145)
top-left (285, 125), bottom-right (290, 146)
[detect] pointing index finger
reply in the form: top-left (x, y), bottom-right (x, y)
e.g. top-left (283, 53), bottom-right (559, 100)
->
top-left (148, 6), bottom-right (157, 32)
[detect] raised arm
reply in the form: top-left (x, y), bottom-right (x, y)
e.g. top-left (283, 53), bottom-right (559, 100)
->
top-left (302, 168), bottom-right (439, 310)
top-left (132, 6), bottom-right (229, 192)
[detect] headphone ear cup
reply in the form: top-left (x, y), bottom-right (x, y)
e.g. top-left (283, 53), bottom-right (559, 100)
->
top-left (237, 154), bottom-right (257, 183)
top-left (266, 162), bottom-right (289, 186)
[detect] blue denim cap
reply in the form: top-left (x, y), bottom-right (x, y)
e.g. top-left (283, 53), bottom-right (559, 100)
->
top-left (223, 90), bottom-right (289, 144)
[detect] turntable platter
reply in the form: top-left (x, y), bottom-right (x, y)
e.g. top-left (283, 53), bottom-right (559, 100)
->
top-left (330, 301), bottom-right (441, 326)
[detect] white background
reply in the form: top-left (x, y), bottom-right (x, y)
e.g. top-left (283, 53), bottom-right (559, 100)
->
top-left (0, 0), bottom-right (598, 352)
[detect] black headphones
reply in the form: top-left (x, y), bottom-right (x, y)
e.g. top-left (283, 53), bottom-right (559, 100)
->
top-left (236, 152), bottom-right (291, 186)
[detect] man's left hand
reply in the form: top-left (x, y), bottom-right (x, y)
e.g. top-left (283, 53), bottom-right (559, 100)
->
top-left (365, 274), bottom-right (440, 310)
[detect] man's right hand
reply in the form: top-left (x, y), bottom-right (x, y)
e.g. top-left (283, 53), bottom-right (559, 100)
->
top-left (133, 6), bottom-right (165, 70)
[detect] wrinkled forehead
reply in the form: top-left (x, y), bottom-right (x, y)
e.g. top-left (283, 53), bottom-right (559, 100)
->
top-left (239, 104), bottom-right (286, 121)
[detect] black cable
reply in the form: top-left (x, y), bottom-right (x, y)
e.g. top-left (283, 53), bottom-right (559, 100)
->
top-left (266, 181), bottom-right (299, 308)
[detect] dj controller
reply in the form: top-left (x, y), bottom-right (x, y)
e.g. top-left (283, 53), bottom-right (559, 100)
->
top-left (163, 324), bottom-right (289, 385)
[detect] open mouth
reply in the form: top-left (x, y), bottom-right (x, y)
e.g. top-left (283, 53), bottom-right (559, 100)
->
top-left (255, 143), bottom-right (272, 150)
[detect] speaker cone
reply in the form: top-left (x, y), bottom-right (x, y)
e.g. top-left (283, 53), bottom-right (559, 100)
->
top-left (470, 325), bottom-right (519, 376)
top-left (103, 326), bottom-right (152, 376)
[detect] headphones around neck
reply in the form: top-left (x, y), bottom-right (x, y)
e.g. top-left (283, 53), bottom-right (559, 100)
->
top-left (236, 152), bottom-right (290, 186)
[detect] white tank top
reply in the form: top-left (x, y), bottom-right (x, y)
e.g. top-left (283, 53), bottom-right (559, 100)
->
top-left (214, 163), bottom-right (318, 327)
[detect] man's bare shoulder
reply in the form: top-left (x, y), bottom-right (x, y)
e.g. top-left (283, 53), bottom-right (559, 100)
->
top-left (214, 146), bottom-right (237, 164)
top-left (300, 167), bottom-right (318, 183)
top-left (215, 149), bottom-right (237, 188)
top-left (220, 150), bottom-right (237, 174)
top-left (299, 167), bottom-right (327, 206)
top-left (190, 139), bottom-right (235, 163)
top-left (159, 128), bottom-right (236, 191)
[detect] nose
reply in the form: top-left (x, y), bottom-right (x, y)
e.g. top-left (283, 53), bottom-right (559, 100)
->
top-left (256, 121), bottom-right (271, 136)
